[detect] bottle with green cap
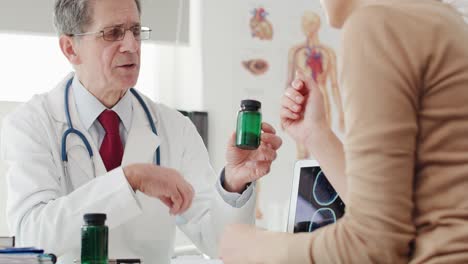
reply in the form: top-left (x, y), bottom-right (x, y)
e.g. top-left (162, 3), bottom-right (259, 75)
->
top-left (81, 213), bottom-right (108, 264)
top-left (236, 99), bottom-right (262, 150)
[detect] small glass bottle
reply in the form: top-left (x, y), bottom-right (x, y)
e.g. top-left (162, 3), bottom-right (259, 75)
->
top-left (81, 213), bottom-right (108, 264)
top-left (236, 100), bottom-right (262, 150)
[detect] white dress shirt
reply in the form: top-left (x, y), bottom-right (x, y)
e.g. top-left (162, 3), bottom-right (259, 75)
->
top-left (71, 77), bottom-right (254, 207)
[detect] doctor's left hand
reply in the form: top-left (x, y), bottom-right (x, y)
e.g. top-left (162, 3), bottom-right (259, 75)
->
top-left (224, 122), bottom-right (282, 193)
top-left (124, 164), bottom-right (194, 215)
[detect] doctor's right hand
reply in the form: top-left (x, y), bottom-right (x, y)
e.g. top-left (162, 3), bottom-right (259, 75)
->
top-left (123, 164), bottom-right (194, 215)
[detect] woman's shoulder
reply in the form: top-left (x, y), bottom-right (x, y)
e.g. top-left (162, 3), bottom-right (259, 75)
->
top-left (343, 0), bottom-right (462, 39)
top-left (341, 0), bottom-right (466, 67)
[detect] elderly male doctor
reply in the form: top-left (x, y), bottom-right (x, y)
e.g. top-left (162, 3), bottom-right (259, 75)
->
top-left (0, 0), bottom-right (282, 263)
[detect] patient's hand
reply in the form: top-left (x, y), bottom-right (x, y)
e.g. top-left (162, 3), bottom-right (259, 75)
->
top-left (281, 71), bottom-right (330, 148)
top-left (220, 224), bottom-right (290, 264)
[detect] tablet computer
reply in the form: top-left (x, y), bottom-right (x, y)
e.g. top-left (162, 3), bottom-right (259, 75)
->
top-left (287, 160), bottom-right (345, 233)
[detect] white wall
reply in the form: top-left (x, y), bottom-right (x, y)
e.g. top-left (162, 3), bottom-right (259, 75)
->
top-left (201, 0), bottom-right (341, 231)
top-left (0, 32), bottom-right (160, 102)
top-left (155, 0), bottom-right (203, 111)
top-left (0, 102), bottom-right (22, 236)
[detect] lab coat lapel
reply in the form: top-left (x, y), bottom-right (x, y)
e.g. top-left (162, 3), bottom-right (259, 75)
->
top-left (48, 73), bottom-right (107, 181)
top-left (66, 98), bottom-right (107, 179)
top-left (48, 74), bottom-right (159, 180)
top-left (122, 94), bottom-right (160, 167)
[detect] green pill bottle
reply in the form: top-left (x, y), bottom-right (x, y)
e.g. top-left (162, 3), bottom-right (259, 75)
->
top-left (81, 213), bottom-right (108, 264)
top-left (236, 100), bottom-right (262, 150)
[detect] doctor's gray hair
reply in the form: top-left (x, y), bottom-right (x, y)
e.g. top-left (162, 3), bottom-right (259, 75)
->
top-left (53, 0), bottom-right (142, 36)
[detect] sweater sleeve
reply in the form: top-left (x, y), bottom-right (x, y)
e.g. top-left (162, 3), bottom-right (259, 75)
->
top-left (308, 6), bottom-right (422, 263)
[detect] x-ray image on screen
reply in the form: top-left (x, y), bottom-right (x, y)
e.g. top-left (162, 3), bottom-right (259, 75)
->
top-left (293, 166), bottom-right (345, 233)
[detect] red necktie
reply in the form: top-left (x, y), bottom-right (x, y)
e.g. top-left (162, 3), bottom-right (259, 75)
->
top-left (98, 110), bottom-right (124, 171)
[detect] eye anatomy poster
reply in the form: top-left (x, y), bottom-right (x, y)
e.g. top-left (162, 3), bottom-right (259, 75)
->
top-left (242, 58), bottom-right (269, 76)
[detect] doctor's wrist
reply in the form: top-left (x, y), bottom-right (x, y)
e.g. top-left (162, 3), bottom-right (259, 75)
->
top-left (123, 164), bottom-right (141, 191)
top-left (222, 167), bottom-right (247, 193)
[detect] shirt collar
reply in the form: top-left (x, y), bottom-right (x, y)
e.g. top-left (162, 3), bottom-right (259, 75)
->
top-left (72, 76), bottom-right (133, 132)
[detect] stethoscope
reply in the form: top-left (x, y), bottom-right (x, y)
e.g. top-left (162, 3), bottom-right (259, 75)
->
top-left (61, 77), bottom-right (161, 182)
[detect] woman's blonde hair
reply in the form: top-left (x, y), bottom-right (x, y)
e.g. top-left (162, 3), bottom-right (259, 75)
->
top-left (442, 0), bottom-right (468, 23)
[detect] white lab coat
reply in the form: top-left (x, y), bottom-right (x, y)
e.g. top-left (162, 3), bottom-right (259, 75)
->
top-left (1, 73), bottom-right (255, 264)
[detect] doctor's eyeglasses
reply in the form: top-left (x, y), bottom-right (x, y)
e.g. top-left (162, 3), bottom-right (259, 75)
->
top-left (70, 25), bottom-right (152, 41)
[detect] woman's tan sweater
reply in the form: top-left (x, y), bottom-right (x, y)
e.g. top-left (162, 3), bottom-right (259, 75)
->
top-left (288, 0), bottom-right (468, 263)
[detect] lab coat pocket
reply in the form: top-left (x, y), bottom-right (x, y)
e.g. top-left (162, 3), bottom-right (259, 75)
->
top-left (126, 192), bottom-right (175, 241)
top-left (66, 144), bottom-right (95, 189)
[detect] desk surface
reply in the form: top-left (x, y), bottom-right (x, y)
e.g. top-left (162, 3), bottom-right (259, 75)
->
top-left (171, 256), bottom-right (223, 264)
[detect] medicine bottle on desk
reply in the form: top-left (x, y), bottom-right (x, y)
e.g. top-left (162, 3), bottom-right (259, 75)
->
top-left (236, 100), bottom-right (262, 150)
top-left (81, 213), bottom-right (108, 264)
